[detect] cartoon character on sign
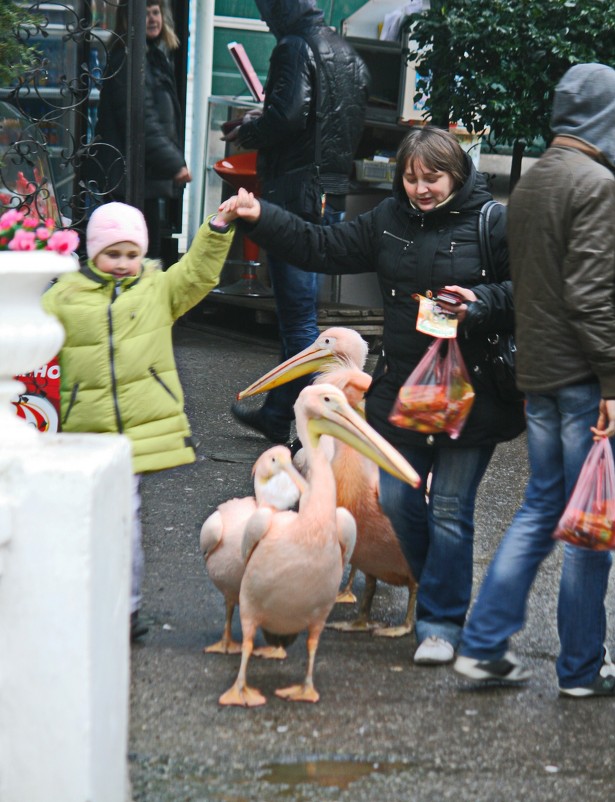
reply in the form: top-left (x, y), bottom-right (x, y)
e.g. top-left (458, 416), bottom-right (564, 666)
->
top-left (12, 393), bottom-right (59, 433)
top-left (13, 358), bottom-right (61, 433)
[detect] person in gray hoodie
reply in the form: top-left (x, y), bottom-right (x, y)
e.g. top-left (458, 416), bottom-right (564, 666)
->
top-left (455, 63), bottom-right (615, 697)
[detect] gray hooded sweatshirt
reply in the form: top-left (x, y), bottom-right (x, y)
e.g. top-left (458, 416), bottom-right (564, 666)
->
top-left (550, 62), bottom-right (615, 168)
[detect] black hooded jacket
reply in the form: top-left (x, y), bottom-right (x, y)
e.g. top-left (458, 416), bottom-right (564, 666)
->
top-left (236, 0), bottom-right (370, 197)
top-left (241, 154), bottom-right (526, 450)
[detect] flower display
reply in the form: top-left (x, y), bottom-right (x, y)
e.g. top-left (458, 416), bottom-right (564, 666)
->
top-left (0, 209), bottom-right (79, 254)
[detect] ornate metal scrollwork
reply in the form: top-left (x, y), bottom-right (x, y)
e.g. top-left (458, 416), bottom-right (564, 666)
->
top-left (0, 1), bottom-right (126, 235)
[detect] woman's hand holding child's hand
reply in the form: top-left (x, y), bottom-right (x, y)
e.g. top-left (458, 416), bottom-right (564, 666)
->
top-left (218, 187), bottom-right (262, 223)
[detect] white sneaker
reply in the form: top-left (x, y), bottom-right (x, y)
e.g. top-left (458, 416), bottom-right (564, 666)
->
top-left (414, 636), bottom-right (455, 665)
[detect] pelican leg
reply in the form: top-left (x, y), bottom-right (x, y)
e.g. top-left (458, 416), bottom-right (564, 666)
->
top-left (373, 580), bottom-right (418, 638)
top-left (327, 573), bottom-right (380, 632)
top-left (204, 600), bottom-right (242, 655)
top-left (218, 626), bottom-right (266, 707)
top-left (335, 566), bottom-right (358, 604)
top-left (274, 626), bottom-right (321, 703)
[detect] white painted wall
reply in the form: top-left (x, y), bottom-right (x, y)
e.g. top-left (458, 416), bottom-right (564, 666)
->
top-left (0, 432), bottom-right (132, 802)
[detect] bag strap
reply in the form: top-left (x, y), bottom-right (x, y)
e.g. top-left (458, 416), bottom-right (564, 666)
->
top-left (478, 200), bottom-right (501, 283)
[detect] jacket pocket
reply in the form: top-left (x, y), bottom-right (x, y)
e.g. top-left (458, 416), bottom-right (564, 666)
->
top-left (149, 366), bottom-right (179, 402)
top-left (62, 383), bottom-right (79, 426)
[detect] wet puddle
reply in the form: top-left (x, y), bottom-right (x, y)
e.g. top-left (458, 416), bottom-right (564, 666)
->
top-left (260, 758), bottom-right (409, 793)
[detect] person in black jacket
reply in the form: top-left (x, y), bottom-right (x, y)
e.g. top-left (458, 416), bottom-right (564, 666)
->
top-left (225, 0), bottom-right (369, 444)
top-left (220, 126), bottom-right (526, 666)
top-left (91, 0), bottom-right (191, 260)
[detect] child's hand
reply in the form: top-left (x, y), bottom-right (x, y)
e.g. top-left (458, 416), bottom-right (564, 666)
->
top-left (218, 187), bottom-right (262, 223)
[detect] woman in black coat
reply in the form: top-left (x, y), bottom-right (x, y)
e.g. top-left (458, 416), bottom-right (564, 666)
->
top-left (92, 0), bottom-right (191, 259)
top-left (221, 126), bottom-right (525, 666)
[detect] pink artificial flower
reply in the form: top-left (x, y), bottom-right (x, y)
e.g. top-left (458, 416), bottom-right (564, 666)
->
top-left (47, 229), bottom-right (80, 254)
top-left (35, 226), bottom-right (52, 242)
top-left (22, 216), bottom-right (39, 229)
top-left (8, 229), bottom-right (37, 250)
top-left (0, 209), bottom-right (24, 228)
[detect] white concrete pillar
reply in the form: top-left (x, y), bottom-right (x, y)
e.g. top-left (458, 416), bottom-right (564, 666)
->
top-left (0, 433), bottom-right (132, 802)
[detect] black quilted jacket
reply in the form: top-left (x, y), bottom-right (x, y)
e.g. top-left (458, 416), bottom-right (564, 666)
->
top-left (237, 0), bottom-right (370, 196)
top-left (241, 155), bottom-right (526, 450)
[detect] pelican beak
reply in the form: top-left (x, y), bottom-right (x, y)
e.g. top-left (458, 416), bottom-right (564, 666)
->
top-left (307, 391), bottom-right (421, 488)
top-left (237, 344), bottom-right (339, 399)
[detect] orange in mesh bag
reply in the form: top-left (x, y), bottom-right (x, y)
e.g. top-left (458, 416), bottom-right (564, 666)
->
top-left (554, 437), bottom-right (615, 551)
top-left (388, 337), bottom-right (475, 440)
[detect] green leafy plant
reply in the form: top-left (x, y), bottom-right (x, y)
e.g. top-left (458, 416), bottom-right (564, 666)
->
top-left (0, 1), bottom-right (44, 86)
top-left (409, 0), bottom-right (615, 187)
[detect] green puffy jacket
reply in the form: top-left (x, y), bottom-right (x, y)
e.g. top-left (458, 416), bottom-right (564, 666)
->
top-left (42, 219), bottom-right (234, 473)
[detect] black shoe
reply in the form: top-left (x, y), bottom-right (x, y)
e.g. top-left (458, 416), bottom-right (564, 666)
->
top-left (559, 660), bottom-right (615, 698)
top-left (454, 651), bottom-right (531, 683)
top-left (131, 611), bottom-right (149, 642)
top-left (231, 401), bottom-right (290, 444)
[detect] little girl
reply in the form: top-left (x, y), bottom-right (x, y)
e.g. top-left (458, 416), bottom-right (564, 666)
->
top-left (43, 202), bottom-right (236, 640)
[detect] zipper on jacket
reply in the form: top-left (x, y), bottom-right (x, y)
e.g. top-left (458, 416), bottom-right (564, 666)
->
top-left (149, 366), bottom-right (179, 402)
top-left (108, 284), bottom-right (123, 433)
top-left (383, 230), bottom-right (411, 249)
top-left (62, 382), bottom-right (79, 426)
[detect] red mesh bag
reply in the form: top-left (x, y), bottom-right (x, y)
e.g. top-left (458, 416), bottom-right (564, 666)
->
top-left (388, 337), bottom-right (475, 440)
top-left (554, 437), bottom-right (615, 551)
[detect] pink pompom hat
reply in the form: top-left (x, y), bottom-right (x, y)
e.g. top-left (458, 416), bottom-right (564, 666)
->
top-left (86, 201), bottom-right (149, 260)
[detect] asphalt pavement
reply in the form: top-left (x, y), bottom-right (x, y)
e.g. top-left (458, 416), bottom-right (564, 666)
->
top-left (128, 314), bottom-right (615, 802)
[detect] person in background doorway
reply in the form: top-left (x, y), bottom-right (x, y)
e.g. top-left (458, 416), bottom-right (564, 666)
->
top-left (93, 0), bottom-right (191, 260)
top-left (42, 202), bottom-right (235, 641)
top-left (455, 63), bottom-right (615, 697)
top-left (224, 0), bottom-right (369, 444)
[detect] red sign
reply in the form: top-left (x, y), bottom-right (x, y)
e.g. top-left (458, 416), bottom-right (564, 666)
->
top-left (13, 358), bottom-right (61, 433)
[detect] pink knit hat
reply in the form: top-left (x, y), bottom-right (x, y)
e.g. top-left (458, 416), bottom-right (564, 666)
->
top-left (86, 202), bottom-right (149, 260)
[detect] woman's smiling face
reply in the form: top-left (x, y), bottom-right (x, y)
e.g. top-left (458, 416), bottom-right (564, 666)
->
top-left (402, 158), bottom-right (456, 211)
top-left (146, 4), bottom-right (163, 40)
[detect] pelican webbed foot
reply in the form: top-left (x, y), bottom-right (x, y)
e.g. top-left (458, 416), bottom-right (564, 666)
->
top-left (203, 638), bottom-right (243, 655)
top-left (252, 645), bottom-right (287, 660)
top-left (326, 617), bottom-right (379, 633)
top-left (218, 682), bottom-right (266, 707)
top-left (372, 622), bottom-right (414, 638)
top-left (274, 683), bottom-right (320, 703)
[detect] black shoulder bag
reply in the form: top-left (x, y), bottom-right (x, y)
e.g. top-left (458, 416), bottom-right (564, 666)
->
top-left (260, 43), bottom-right (325, 224)
top-left (478, 200), bottom-right (524, 403)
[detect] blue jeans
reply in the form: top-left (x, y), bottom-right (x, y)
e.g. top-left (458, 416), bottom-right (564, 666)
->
top-left (379, 443), bottom-right (495, 648)
top-left (261, 204), bottom-right (345, 429)
top-left (459, 383), bottom-right (612, 688)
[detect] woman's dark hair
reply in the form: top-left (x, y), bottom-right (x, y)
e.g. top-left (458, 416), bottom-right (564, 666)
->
top-left (393, 126), bottom-right (468, 196)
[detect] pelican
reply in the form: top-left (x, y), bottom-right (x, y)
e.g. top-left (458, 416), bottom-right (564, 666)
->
top-left (236, 327), bottom-right (418, 637)
top-left (218, 384), bottom-right (420, 707)
top-left (200, 446), bottom-right (307, 657)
